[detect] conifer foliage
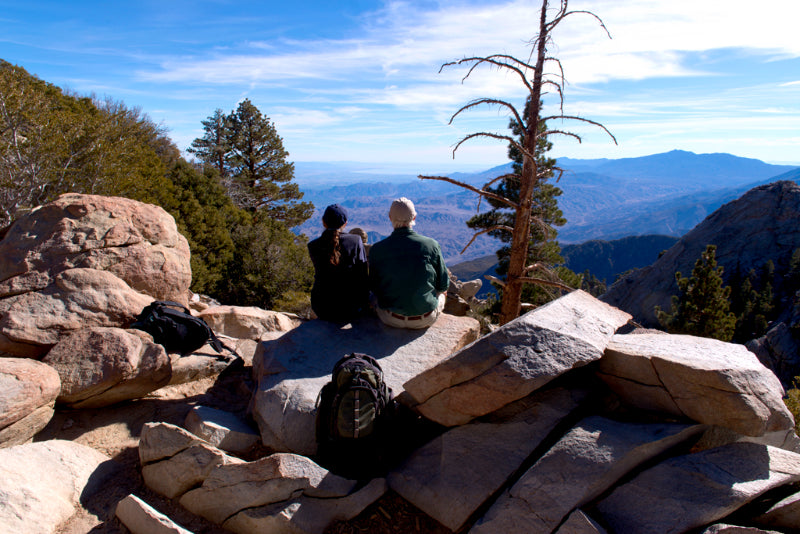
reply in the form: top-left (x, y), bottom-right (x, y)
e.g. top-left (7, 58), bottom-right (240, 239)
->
top-left (656, 244), bottom-right (737, 341)
top-left (189, 99), bottom-right (313, 227)
top-left (466, 98), bottom-right (573, 311)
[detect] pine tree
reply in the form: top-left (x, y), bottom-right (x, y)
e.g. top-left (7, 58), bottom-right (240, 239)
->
top-left (226, 99), bottom-right (313, 226)
top-left (656, 244), bottom-right (736, 341)
top-left (419, 0), bottom-right (615, 324)
top-left (187, 108), bottom-right (230, 179)
top-left (191, 100), bottom-right (314, 227)
top-left (467, 100), bottom-right (572, 309)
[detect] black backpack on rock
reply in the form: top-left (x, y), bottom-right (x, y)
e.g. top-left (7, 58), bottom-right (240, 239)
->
top-left (131, 300), bottom-right (236, 358)
top-left (315, 353), bottom-right (395, 479)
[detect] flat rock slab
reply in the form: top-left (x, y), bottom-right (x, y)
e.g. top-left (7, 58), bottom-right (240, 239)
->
top-left (0, 440), bottom-right (116, 533)
top-left (388, 386), bottom-right (588, 532)
top-left (598, 333), bottom-right (794, 437)
top-left (595, 442), bottom-right (800, 533)
top-left (250, 314), bottom-right (479, 455)
top-left (471, 416), bottom-right (704, 534)
top-left (115, 494), bottom-right (194, 534)
top-left (180, 452), bottom-right (358, 524)
top-left (403, 290), bottom-right (631, 426)
top-left (223, 478), bottom-right (386, 534)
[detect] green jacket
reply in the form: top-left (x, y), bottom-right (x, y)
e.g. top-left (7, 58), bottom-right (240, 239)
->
top-left (368, 227), bottom-right (449, 316)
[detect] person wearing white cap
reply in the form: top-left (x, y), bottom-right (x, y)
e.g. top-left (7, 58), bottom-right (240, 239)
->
top-left (368, 197), bottom-right (449, 329)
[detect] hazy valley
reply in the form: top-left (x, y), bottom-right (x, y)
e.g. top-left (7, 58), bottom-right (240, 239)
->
top-left (294, 151), bottom-right (800, 267)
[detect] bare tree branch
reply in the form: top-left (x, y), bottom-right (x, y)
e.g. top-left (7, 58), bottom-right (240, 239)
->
top-left (418, 174), bottom-right (517, 209)
top-left (541, 115), bottom-right (618, 144)
top-left (459, 225), bottom-right (514, 254)
top-left (442, 56), bottom-right (534, 92)
top-left (518, 276), bottom-right (575, 292)
top-left (452, 132), bottom-right (534, 163)
top-left (485, 275), bottom-right (506, 287)
top-left (449, 99), bottom-right (523, 130)
top-left (542, 129), bottom-right (583, 143)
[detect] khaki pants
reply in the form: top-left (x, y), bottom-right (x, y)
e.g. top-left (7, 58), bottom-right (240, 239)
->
top-left (375, 293), bottom-right (446, 329)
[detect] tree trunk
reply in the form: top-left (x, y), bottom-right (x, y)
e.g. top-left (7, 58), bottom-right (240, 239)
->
top-left (498, 0), bottom-right (548, 325)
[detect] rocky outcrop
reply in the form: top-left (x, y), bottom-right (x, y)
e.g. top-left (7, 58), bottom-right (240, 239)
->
top-left (602, 181), bottom-right (800, 327)
top-left (250, 313), bottom-right (480, 455)
top-left (43, 326), bottom-right (171, 409)
top-left (0, 193), bottom-right (192, 357)
top-left (3, 193), bottom-right (799, 533)
top-left (595, 442), bottom-right (800, 533)
top-left (389, 386), bottom-right (589, 531)
top-left (0, 440), bottom-right (117, 533)
top-left (197, 306), bottom-right (304, 341)
top-left (403, 290), bottom-right (631, 426)
top-left (139, 422), bottom-right (385, 534)
top-left (0, 357), bottom-right (61, 447)
top-left (598, 333), bottom-right (794, 437)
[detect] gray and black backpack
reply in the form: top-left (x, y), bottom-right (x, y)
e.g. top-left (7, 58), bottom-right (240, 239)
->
top-left (315, 353), bottom-right (395, 479)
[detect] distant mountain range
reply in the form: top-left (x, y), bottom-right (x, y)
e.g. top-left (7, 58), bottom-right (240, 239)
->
top-left (293, 151), bottom-right (799, 264)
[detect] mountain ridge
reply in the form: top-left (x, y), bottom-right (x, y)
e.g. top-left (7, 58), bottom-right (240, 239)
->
top-left (294, 151), bottom-right (799, 264)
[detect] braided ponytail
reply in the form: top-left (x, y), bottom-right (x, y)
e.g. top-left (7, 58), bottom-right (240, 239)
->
top-left (327, 228), bottom-right (342, 266)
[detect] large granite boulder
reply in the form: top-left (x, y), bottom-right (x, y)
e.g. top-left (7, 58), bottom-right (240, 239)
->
top-left (250, 314), bottom-right (480, 455)
top-left (197, 305), bottom-right (303, 340)
top-left (0, 268), bottom-right (153, 357)
top-left (0, 193), bottom-right (191, 356)
top-left (598, 333), bottom-right (794, 437)
top-left (140, 422), bottom-right (385, 534)
top-left (0, 357), bottom-right (61, 447)
top-left (595, 442), bottom-right (800, 533)
top-left (403, 290), bottom-right (631, 426)
top-left (0, 440), bottom-right (117, 533)
top-left (42, 326), bottom-right (171, 408)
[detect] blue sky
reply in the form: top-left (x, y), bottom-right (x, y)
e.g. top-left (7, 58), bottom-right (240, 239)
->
top-left (2, 0), bottom-right (799, 173)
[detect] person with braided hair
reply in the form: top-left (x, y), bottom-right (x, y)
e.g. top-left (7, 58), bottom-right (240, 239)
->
top-left (307, 204), bottom-right (369, 323)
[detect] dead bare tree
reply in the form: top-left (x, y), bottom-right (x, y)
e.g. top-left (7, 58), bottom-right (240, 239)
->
top-left (420, 0), bottom-right (616, 325)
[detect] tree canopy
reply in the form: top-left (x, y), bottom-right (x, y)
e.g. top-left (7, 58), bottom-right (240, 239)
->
top-left (190, 99), bottom-right (313, 227)
top-left (0, 60), bottom-right (174, 227)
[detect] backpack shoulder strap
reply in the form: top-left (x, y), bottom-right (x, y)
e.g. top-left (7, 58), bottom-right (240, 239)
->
top-left (207, 329), bottom-right (242, 360)
top-left (155, 301), bottom-right (193, 315)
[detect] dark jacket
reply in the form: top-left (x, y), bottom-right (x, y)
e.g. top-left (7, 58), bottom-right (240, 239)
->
top-left (307, 230), bottom-right (369, 322)
top-left (368, 227), bottom-right (449, 316)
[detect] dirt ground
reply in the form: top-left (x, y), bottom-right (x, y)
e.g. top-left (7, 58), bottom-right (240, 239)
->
top-left (34, 362), bottom-right (451, 534)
